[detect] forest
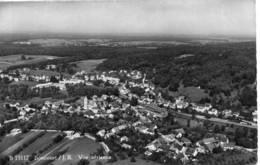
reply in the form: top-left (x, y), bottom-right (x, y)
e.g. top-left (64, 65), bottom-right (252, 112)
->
top-left (0, 42), bottom-right (257, 108)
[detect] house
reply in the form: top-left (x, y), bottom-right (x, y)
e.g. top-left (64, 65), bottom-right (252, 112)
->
top-left (64, 131), bottom-right (75, 137)
top-left (146, 140), bottom-right (162, 151)
top-left (121, 143), bottom-right (132, 149)
top-left (202, 137), bottom-right (217, 144)
top-left (196, 137), bottom-right (217, 147)
top-left (144, 151), bottom-right (153, 156)
top-left (72, 132), bottom-right (81, 139)
top-left (215, 133), bottom-right (229, 146)
top-left (176, 102), bottom-right (189, 109)
top-left (19, 110), bottom-right (27, 116)
top-left (252, 110), bottom-right (257, 123)
top-left (132, 121), bottom-right (142, 127)
top-left (169, 142), bottom-right (183, 154)
top-left (120, 136), bottom-right (129, 142)
top-left (232, 111), bottom-right (239, 117)
top-left (192, 104), bottom-right (207, 113)
top-left (222, 142), bottom-right (235, 151)
top-left (222, 109), bottom-right (232, 118)
top-left (159, 144), bottom-right (170, 152)
top-left (97, 129), bottom-right (106, 137)
top-left (185, 147), bottom-right (198, 157)
top-left (196, 145), bottom-right (206, 154)
top-left (10, 128), bottom-right (21, 136)
top-left (208, 108), bottom-right (218, 116)
top-left (204, 103), bottom-right (212, 111)
top-left (176, 153), bottom-right (189, 162)
top-left (174, 128), bottom-right (185, 138)
top-left (204, 142), bottom-right (216, 153)
top-left (181, 137), bottom-right (192, 146)
top-left (162, 134), bottom-right (176, 143)
top-left (104, 132), bottom-right (115, 139)
top-left (175, 96), bottom-right (185, 104)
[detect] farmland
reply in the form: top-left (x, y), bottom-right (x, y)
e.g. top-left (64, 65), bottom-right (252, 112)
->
top-left (0, 54), bottom-right (60, 70)
top-left (52, 137), bottom-right (102, 165)
top-left (0, 132), bottom-right (34, 153)
top-left (71, 59), bottom-right (106, 72)
top-left (0, 131), bottom-right (43, 157)
top-left (11, 131), bottom-right (60, 165)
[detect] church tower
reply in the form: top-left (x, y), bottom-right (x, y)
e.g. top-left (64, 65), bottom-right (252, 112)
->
top-left (142, 74), bottom-right (146, 84)
top-left (84, 96), bottom-right (88, 110)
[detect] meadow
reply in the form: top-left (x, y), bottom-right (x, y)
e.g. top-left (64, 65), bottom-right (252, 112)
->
top-left (71, 59), bottom-right (106, 72)
top-left (0, 54), bottom-right (60, 70)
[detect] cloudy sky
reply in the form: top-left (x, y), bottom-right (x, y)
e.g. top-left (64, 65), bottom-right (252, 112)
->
top-left (0, 0), bottom-right (256, 37)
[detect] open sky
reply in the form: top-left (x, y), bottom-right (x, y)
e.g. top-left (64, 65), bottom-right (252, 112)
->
top-left (0, 0), bottom-right (256, 37)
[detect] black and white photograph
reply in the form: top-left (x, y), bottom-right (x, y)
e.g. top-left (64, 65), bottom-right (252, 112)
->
top-left (0, 0), bottom-right (258, 165)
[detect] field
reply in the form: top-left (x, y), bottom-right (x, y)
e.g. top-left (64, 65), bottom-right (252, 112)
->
top-left (0, 54), bottom-right (60, 70)
top-left (10, 80), bottom-right (39, 87)
top-left (52, 137), bottom-right (102, 165)
top-left (169, 84), bottom-right (209, 103)
top-left (0, 133), bottom-right (26, 153)
top-left (175, 117), bottom-right (204, 128)
top-left (11, 131), bottom-right (59, 165)
top-left (0, 131), bottom-right (43, 157)
top-left (71, 59), bottom-right (106, 72)
top-left (18, 132), bottom-right (58, 155)
top-left (0, 131), bottom-right (35, 155)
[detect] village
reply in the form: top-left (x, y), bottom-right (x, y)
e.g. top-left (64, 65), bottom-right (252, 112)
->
top-left (0, 66), bottom-right (257, 165)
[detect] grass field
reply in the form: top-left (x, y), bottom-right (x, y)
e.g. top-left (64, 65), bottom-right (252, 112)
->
top-left (52, 137), bottom-right (102, 165)
top-left (0, 55), bottom-right (60, 70)
top-left (71, 59), bottom-right (106, 72)
top-left (0, 131), bottom-right (35, 154)
top-left (10, 80), bottom-right (39, 87)
top-left (0, 134), bottom-right (23, 154)
top-left (0, 131), bottom-right (43, 157)
top-left (176, 118), bottom-right (203, 128)
top-left (169, 83), bottom-right (209, 103)
top-left (18, 132), bottom-right (58, 155)
top-left (11, 132), bottom-right (59, 165)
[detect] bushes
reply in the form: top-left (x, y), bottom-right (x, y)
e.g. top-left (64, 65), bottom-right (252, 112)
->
top-left (53, 134), bottom-right (64, 143)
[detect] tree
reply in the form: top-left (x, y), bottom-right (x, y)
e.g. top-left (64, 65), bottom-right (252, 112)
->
top-left (239, 86), bottom-right (257, 107)
top-left (28, 153), bottom-right (36, 161)
top-left (221, 125), bottom-right (226, 132)
top-left (21, 55), bottom-right (26, 60)
top-left (243, 127), bottom-right (249, 137)
top-left (214, 125), bottom-right (221, 133)
top-left (78, 159), bottom-right (90, 165)
top-left (203, 120), bottom-right (210, 128)
top-left (53, 135), bottom-right (63, 143)
top-left (187, 119), bottom-right (190, 128)
top-left (50, 76), bottom-right (59, 83)
top-left (130, 156), bottom-right (136, 162)
top-left (95, 161), bottom-right (102, 165)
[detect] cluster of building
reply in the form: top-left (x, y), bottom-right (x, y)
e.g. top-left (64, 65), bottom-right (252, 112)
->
top-left (0, 67), bottom-right (257, 164)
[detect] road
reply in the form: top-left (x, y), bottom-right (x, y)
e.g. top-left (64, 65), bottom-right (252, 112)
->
top-left (169, 110), bottom-right (257, 129)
